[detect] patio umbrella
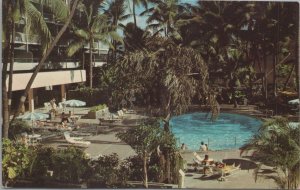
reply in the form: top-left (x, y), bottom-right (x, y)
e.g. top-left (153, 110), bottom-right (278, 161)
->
top-left (63, 99), bottom-right (86, 114)
top-left (288, 99), bottom-right (299, 105)
top-left (17, 112), bottom-right (49, 121)
top-left (17, 112), bottom-right (49, 133)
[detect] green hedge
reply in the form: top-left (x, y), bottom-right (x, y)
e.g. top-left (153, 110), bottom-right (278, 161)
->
top-left (89, 104), bottom-right (107, 112)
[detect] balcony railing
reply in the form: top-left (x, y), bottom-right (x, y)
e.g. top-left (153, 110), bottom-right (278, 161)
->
top-left (15, 32), bottom-right (40, 44)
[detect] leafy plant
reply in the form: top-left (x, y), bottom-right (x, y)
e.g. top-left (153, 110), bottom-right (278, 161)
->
top-left (8, 119), bottom-right (31, 140)
top-left (241, 117), bottom-right (300, 189)
top-left (116, 123), bottom-right (163, 188)
top-left (119, 155), bottom-right (143, 181)
top-left (90, 104), bottom-right (107, 112)
top-left (87, 153), bottom-right (124, 188)
top-left (2, 139), bottom-right (31, 187)
top-left (51, 147), bottom-right (89, 183)
top-left (27, 146), bottom-right (56, 183)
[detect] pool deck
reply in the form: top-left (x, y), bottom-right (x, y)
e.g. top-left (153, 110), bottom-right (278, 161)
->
top-left (34, 104), bottom-right (279, 189)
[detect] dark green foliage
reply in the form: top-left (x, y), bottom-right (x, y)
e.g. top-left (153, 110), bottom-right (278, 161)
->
top-left (27, 146), bottom-right (55, 183)
top-left (51, 147), bottom-right (89, 183)
top-left (68, 86), bottom-right (108, 106)
top-left (87, 153), bottom-right (127, 188)
top-left (119, 155), bottom-right (144, 181)
top-left (241, 117), bottom-right (300, 189)
top-left (8, 119), bottom-right (31, 140)
top-left (2, 139), bottom-right (31, 187)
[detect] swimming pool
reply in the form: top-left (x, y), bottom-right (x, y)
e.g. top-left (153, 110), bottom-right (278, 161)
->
top-left (169, 112), bottom-right (262, 150)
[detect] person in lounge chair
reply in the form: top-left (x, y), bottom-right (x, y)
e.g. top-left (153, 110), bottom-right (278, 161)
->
top-left (61, 112), bottom-right (72, 124)
top-left (202, 154), bottom-right (214, 175)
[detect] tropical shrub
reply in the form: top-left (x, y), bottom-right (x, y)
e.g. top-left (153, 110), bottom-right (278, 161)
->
top-left (241, 117), bottom-right (300, 189)
top-left (8, 119), bottom-right (31, 140)
top-left (2, 139), bottom-right (31, 187)
top-left (90, 104), bottom-right (107, 112)
top-left (87, 153), bottom-right (127, 188)
top-left (116, 123), bottom-right (162, 188)
top-left (51, 147), bottom-right (89, 183)
top-left (27, 146), bottom-right (56, 184)
top-left (119, 155), bottom-right (143, 181)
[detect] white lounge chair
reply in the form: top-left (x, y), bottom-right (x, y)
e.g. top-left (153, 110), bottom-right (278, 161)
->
top-left (193, 152), bottom-right (204, 162)
top-left (64, 132), bottom-right (91, 146)
top-left (213, 163), bottom-right (241, 181)
top-left (122, 108), bottom-right (137, 114)
top-left (44, 102), bottom-right (51, 112)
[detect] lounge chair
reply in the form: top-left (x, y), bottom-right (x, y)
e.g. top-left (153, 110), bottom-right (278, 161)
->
top-left (64, 132), bottom-right (91, 146)
top-left (122, 108), bottom-right (137, 114)
top-left (193, 152), bottom-right (204, 162)
top-left (44, 102), bottom-right (51, 112)
top-left (193, 152), bottom-right (214, 162)
top-left (213, 163), bottom-right (241, 181)
top-left (117, 110), bottom-right (125, 118)
top-left (193, 152), bottom-right (215, 173)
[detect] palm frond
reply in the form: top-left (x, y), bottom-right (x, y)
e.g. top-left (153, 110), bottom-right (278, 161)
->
top-left (74, 29), bottom-right (89, 40)
top-left (25, 0), bottom-right (52, 54)
top-left (42, 0), bottom-right (69, 22)
top-left (66, 39), bottom-right (86, 57)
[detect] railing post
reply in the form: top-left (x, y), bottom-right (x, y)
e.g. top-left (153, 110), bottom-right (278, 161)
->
top-left (208, 138), bottom-right (209, 148)
top-left (234, 137), bottom-right (237, 147)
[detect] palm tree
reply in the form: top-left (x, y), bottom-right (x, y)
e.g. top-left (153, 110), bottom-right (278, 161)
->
top-left (12, 0), bottom-right (80, 126)
top-left (123, 22), bottom-right (151, 51)
top-left (111, 37), bottom-right (218, 183)
top-left (241, 117), bottom-right (300, 189)
top-left (2, 0), bottom-right (70, 138)
top-left (67, 0), bottom-right (122, 88)
top-left (104, 0), bottom-right (130, 60)
top-left (128, 0), bottom-right (149, 28)
top-left (141, 0), bottom-right (183, 39)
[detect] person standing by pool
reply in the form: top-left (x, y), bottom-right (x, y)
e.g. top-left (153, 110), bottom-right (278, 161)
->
top-left (205, 144), bottom-right (209, 151)
top-left (181, 143), bottom-right (187, 150)
top-left (200, 142), bottom-right (207, 152)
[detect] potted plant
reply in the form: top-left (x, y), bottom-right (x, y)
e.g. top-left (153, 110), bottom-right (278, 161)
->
top-left (87, 104), bottom-right (108, 119)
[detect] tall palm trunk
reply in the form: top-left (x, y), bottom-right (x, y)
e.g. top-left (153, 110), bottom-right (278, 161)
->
top-left (283, 63), bottom-right (295, 90)
top-left (295, 35), bottom-right (299, 95)
top-left (273, 53), bottom-right (277, 97)
top-left (165, 148), bottom-right (171, 183)
top-left (89, 38), bottom-right (93, 88)
top-left (12, 0), bottom-right (80, 120)
top-left (2, 2), bottom-right (13, 138)
top-left (263, 38), bottom-right (268, 101)
top-left (133, 1), bottom-right (137, 28)
top-left (2, 63), bottom-right (10, 139)
top-left (8, 18), bottom-right (15, 114)
top-left (143, 152), bottom-right (148, 188)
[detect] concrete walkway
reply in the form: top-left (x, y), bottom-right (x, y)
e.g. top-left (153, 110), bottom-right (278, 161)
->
top-left (36, 105), bottom-right (279, 189)
top-left (84, 132), bottom-right (136, 160)
top-left (181, 150), bottom-right (278, 189)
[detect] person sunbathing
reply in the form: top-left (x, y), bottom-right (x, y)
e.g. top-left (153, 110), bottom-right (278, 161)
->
top-left (202, 155), bottom-right (214, 175)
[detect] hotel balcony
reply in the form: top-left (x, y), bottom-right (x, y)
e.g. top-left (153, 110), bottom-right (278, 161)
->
top-left (7, 69), bottom-right (86, 91)
top-left (7, 58), bottom-right (81, 71)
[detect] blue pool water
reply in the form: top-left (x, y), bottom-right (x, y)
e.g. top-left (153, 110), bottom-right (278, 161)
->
top-left (169, 112), bottom-right (262, 150)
